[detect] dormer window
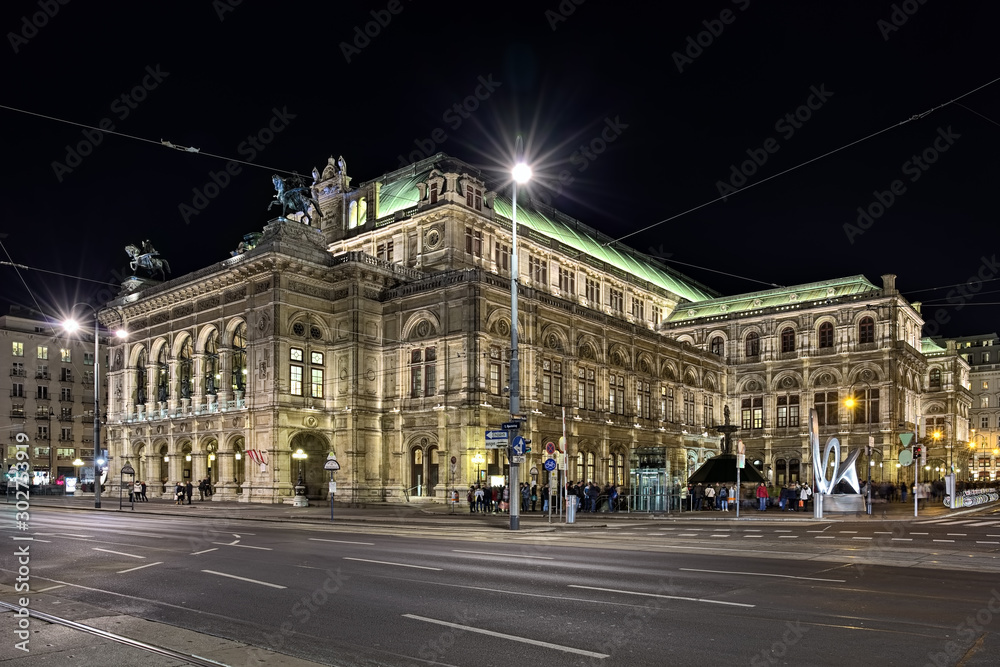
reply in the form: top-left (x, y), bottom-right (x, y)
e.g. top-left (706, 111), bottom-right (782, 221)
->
top-left (429, 182), bottom-right (438, 204)
top-left (466, 185), bottom-right (483, 210)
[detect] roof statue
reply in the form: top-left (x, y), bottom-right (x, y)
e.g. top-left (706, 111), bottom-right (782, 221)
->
top-left (230, 232), bottom-right (263, 257)
top-left (321, 155), bottom-right (337, 180)
top-left (311, 166), bottom-right (320, 184)
top-left (269, 174), bottom-right (324, 226)
top-left (337, 155), bottom-right (347, 177)
top-left (125, 241), bottom-right (170, 280)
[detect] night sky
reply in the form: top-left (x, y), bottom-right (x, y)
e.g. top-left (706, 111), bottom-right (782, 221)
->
top-left (2, 0), bottom-right (998, 338)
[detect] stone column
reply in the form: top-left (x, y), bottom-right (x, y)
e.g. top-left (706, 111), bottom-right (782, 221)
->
top-left (213, 451), bottom-right (237, 500)
top-left (193, 353), bottom-right (205, 413)
top-left (167, 454), bottom-right (184, 499)
top-left (190, 453), bottom-right (207, 488)
top-left (218, 347), bottom-right (233, 405)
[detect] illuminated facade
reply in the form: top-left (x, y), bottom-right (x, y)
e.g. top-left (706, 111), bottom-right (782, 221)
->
top-left (100, 153), bottom-right (971, 503)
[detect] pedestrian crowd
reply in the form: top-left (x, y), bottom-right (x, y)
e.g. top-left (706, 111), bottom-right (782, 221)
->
top-left (466, 480), bottom-right (622, 513)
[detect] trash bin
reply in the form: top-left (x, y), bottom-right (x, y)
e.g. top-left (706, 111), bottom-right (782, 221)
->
top-left (566, 495), bottom-right (577, 523)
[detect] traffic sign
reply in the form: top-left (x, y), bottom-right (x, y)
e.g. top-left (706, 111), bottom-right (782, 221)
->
top-left (324, 454), bottom-right (340, 471)
top-left (485, 430), bottom-right (508, 449)
top-left (511, 455), bottom-right (525, 464)
top-left (545, 441), bottom-right (556, 455)
top-left (501, 421), bottom-right (522, 430)
top-left (512, 436), bottom-right (527, 455)
top-left (543, 458), bottom-right (557, 472)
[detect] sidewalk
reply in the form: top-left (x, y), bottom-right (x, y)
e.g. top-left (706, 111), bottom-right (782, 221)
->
top-left (14, 492), bottom-right (994, 526)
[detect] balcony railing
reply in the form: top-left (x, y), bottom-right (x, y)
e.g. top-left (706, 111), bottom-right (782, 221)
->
top-left (35, 372), bottom-right (50, 380)
top-left (10, 368), bottom-right (26, 377)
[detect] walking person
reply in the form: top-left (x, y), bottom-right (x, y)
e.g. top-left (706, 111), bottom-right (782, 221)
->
top-left (140, 480), bottom-right (148, 502)
top-left (185, 481), bottom-right (193, 505)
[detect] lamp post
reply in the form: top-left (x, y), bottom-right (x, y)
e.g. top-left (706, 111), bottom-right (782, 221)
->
top-left (293, 448), bottom-right (307, 485)
top-left (71, 458), bottom-right (84, 496)
top-left (844, 378), bottom-right (874, 515)
top-left (63, 305), bottom-right (126, 509)
top-left (472, 453), bottom-right (484, 486)
top-left (967, 432), bottom-right (986, 484)
top-left (509, 137), bottom-right (531, 532)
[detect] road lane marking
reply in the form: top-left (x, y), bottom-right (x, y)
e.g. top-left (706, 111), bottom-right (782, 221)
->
top-left (940, 520), bottom-right (977, 525)
top-left (710, 534), bottom-right (729, 538)
top-left (343, 557), bottom-right (442, 571)
top-left (909, 532), bottom-right (928, 535)
top-left (569, 585), bottom-right (755, 608)
top-left (744, 535), bottom-right (763, 538)
top-left (779, 536), bottom-right (798, 539)
top-left (212, 542), bottom-right (272, 550)
top-left (774, 530), bottom-right (792, 533)
top-left (191, 548), bottom-right (219, 555)
top-left (976, 541), bottom-right (1000, 545)
top-left (402, 614), bottom-right (609, 659)
top-left (309, 538), bottom-right (375, 546)
top-left (806, 530), bottom-right (826, 533)
top-left (93, 548), bottom-right (144, 559)
top-left (933, 539), bottom-right (955, 543)
top-left (966, 521), bottom-right (1000, 526)
top-left (891, 538), bottom-right (912, 542)
top-left (874, 531), bottom-right (892, 534)
top-left (117, 562), bottom-right (163, 574)
top-left (852, 537), bottom-right (873, 541)
top-left (815, 536), bottom-right (835, 539)
top-left (839, 531), bottom-right (858, 534)
top-left (35, 585), bottom-right (65, 592)
top-left (201, 570), bottom-right (286, 589)
top-left (745, 529), bottom-right (762, 532)
top-left (679, 568), bottom-right (845, 582)
top-left (947, 534), bottom-right (967, 537)
top-left (453, 550), bottom-right (553, 560)
top-left (677, 534), bottom-right (697, 537)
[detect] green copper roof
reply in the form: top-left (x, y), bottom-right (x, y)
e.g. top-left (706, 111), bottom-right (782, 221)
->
top-left (667, 275), bottom-right (881, 322)
top-left (921, 338), bottom-right (948, 354)
top-left (368, 155), bottom-right (716, 303)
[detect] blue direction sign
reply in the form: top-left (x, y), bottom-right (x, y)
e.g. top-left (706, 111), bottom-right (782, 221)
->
top-left (543, 458), bottom-right (557, 472)
top-left (485, 430), bottom-right (508, 449)
top-left (512, 436), bottom-right (527, 455)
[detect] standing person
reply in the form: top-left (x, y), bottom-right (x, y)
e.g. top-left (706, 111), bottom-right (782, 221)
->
top-left (530, 484), bottom-right (538, 512)
top-left (174, 482), bottom-right (184, 505)
top-left (799, 482), bottom-right (812, 512)
top-left (756, 482), bottom-right (768, 511)
top-left (704, 484), bottom-right (715, 510)
top-left (521, 483), bottom-right (530, 512)
top-left (609, 484), bottom-right (618, 513)
top-left (467, 486), bottom-right (475, 513)
top-left (719, 484), bottom-right (729, 512)
top-left (693, 483), bottom-right (704, 511)
top-left (140, 480), bottom-right (148, 502)
top-left (541, 483), bottom-right (549, 512)
top-left (198, 479), bottom-right (206, 501)
top-left (474, 485), bottom-right (484, 513)
top-left (132, 480), bottom-right (142, 503)
top-left (185, 480), bottom-right (193, 505)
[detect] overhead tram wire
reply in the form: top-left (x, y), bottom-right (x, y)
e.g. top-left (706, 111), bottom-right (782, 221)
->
top-left (603, 75), bottom-right (1000, 249)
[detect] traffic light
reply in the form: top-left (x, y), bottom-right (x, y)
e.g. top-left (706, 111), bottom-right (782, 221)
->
top-left (524, 439), bottom-right (531, 453)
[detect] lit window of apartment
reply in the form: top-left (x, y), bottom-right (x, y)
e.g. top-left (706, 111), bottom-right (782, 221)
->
top-left (741, 396), bottom-right (763, 429)
top-left (982, 396), bottom-right (990, 409)
top-left (777, 395), bottom-right (800, 427)
top-left (983, 381), bottom-right (990, 390)
top-left (310, 352), bottom-right (324, 399)
top-left (37, 346), bottom-right (48, 360)
top-left (12, 342), bottom-right (23, 357)
top-left (60, 348), bottom-right (71, 363)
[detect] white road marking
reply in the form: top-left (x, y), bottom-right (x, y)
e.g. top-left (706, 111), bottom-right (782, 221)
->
top-left (815, 536), bottom-right (835, 539)
top-left (947, 533), bottom-right (967, 537)
top-left (679, 568), bottom-right (845, 583)
top-left (678, 534), bottom-right (697, 537)
top-left (212, 542), bottom-right (272, 550)
top-left (93, 548), bottom-right (144, 559)
top-left (976, 541), bottom-right (1000, 545)
top-left (909, 532), bottom-right (928, 535)
top-left (779, 536), bottom-right (798, 539)
top-left (343, 557), bottom-right (442, 571)
top-left (965, 521), bottom-right (1000, 527)
top-left (806, 530), bottom-right (826, 533)
top-left (569, 584), bottom-right (755, 608)
top-left (191, 548), bottom-right (219, 555)
top-left (745, 529), bottom-right (762, 532)
top-left (839, 531), bottom-right (858, 534)
top-left (891, 538), bottom-right (912, 542)
top-left (774, 529), bottom-right (792, 533)
top-left (874, 531), bottom-right (892, 534)
top-left (744, 535), bottom-right (763, 538)
top-left (940, 520), bottom-right (978, 525)
top-left (403, 614), bottom-right (609, 659)
top-left (309, 538), bottom-right (375, 546)
top-left (117, 562), bottom-right (163, 574)
top-left (710, 534), bottom-right (729, 538)
top-left (453, 550), bottom-right (553, 560)
top-left (933, 539), bottom-right (955, 543)
top-left (201, 570), bottom-right (286, 589)
top-left (852, 537), bottom-right (873, 541)
top-left (35, 585), bottom-right (65, 592)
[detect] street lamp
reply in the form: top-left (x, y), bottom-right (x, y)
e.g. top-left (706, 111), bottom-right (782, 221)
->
top-left (472, 452), bottom-right (485, 484)
top-left (508, 136), bottom-right (531, 532)
top-left (968, 433), bottom-right (987, 483)
top-left (844, 378), bottom-right (874, 515)
top-left (293, 448), bottom-right (307, 486)
top-left (63, 304), bottom-right (126, 509)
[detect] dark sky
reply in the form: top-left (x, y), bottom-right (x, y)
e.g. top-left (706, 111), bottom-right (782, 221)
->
top-left (2, 0), bottom-right (998, 338)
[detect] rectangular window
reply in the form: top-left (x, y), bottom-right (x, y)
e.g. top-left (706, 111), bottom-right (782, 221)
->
top-left (33, 446), bottom-right (49, 458)
top-left (56, 447), bottom-right (75, 460)
top-left (983, 381), bottom-right (990, 390)
top-left (37, 386), bottom-right (48, 399)
top-left (60, 387), bottom-right (72, 401)
top-left (661, 386), bottom-right (675, 422)
top-left (429, 182), bottom-right (438, 204)
top-left (37, 426), bottom-right (49, 440)
top-left (290, 366), bottom-right (303, 395)
top-left (409, 347), bottom-right (436, 397)
top-left (982, 415), bottom-right (990, 429)
top-left (60, 427), bottom-right (72, 441)
top-left (465, 227), bottom-right (483, 258)
top-left (586, 277), bottom-right (600, 303)
top-left (290, 347), bottom-right (303, 362)
top-left (36, 364), bottom-right (48, 379)
top-left (558, 267), bottom-right (576, 294)
top-left (610, 288), bottom-right (624, 314)
top-left (60, 368), bottom-right (73, 382)
top-left (529, 255), bottom-right (548, 284)
top-left (425, 347), bottom-right (437, 397)
top-left (310, 368), bottom-right (323, 398)
top-left (777, 395), bottom-right (800, 427)
top-left (495, 243), bottom-right (510, 272)
top-left (683, 391), bottom-right (695, 424)
top-left (12, 342), bottom-right (23, 357)
top-left (376, 240), bottom-right (394, 263)
top-left (37, 346), bottom-right (48, 360)
top-left (741, 397), bottom-right (764, 429)
top-left (703, 395), bottom-right (714, 426)
top-left (466, 185), bottom-right (482, 210)
top-left (814, 391), bottom-right (839, 426)
top-left (651, 305), bottom-right (662, 325)
top-left (84, 352), bottom-right (94, 366)
top-left (489, 346), bottom-right (503, 396)
top-left (637, 381), bottom-right (650, 419)
top-left (82, 370), bottom-right (94, 384)
top-left (60, 349), bottom-right (71, 363)
top-left (632, 298), bottom-right (645, 320)
top-left (12, 382), bottom-right (24, 397)
top-left (577, 368), bottom-right (596, 411)
top-left (542, 360), bottom-right (562, 405)
top-left (982, 396), bottom-right (990, 409)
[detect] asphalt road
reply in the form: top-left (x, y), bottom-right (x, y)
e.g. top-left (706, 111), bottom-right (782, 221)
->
top-left (4, 507), bottom-right (1000, 666)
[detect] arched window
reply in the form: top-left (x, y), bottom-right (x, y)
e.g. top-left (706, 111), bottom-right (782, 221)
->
top-left (929, 368), bottom-right (941, 390)
top-left (781, 327), bottom-right (795, 353)
top-left (710, 336), bottom-right (724, 356)
top-left (204, 332), bottom-right (219, 396)
top-left (745, 332), bottom-right (760, 358)
top-left (135, 349), bottom-right (147, 405)
top-left (586, 452), bottom-right (596, 483)
top-left (178, 337), bottom-right (193, 399)
top-left (818, 322), bottom-right (834, 348)
top-left (858, 316), bottom-right (875, 344)
top-left (231, 322), bottom-right (247, 394)
top-left (156, 346), bottom-right (168, 403)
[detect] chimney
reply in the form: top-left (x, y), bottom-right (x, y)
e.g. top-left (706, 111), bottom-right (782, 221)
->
top-left (881, 274), bottom-right (897, 294)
